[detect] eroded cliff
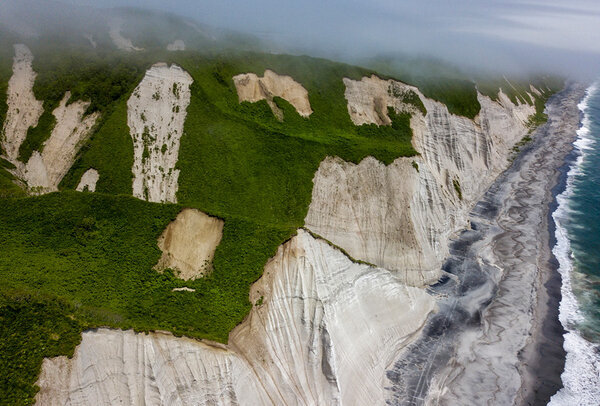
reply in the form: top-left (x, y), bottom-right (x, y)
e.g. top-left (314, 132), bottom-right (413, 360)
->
top-left (233, 70), bottom-right (313, 120)
top-left (305, 75), bottom-right (535, 286)
top-left (32, 71), bottom-right (543, 405)
top-left (128, 63), bottom-right (193, 203)
top-left (36, 230), bottom-right (435, 405)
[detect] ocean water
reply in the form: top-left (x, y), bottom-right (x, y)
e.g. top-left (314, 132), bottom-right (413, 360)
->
top-left (549, 83), bottom-right (600, 405)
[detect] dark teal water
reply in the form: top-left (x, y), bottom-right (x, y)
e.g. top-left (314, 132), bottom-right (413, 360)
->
top-left (549, 83), bottom-right (600, 405)
top-left (566, 86), bottom-right (600, 342)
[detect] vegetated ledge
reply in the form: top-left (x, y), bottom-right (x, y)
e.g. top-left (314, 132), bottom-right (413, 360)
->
top-left (301, 226), bottom-right (378, 267)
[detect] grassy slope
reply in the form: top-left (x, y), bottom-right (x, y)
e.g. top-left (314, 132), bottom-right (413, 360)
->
top-left (0, 47), bottom-right (419, 404)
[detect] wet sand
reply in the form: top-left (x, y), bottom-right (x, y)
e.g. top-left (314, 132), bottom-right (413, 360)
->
top-left (385, 83), bottom-right (586, 405)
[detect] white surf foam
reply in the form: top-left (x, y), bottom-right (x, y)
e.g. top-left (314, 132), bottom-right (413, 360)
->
top-left (549, 83), bottom-right (600, 406)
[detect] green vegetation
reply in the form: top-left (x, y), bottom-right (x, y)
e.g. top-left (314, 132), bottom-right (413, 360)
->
top-left (453, 179), bottom-right (462, 200)
top-left (417, 79), bottom-right (480, 119)
top-left (401, 90), bottom-right (427, 115)
top-left (0, 44), bottom-right (421, 401)
top-left (0, 31), bottom-right (563, 402)
top-left (412, 161), bottom-right (419, 172)
top-left (361, 56), bottom-right (481, 118)
top-left (0, 293), bottom-right (83, 406)
top-left (17, 41), bottom-right (152, 163)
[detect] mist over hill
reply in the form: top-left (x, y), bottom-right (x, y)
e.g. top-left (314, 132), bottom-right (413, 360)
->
top-left (2, 0), bottom-right (600, 80)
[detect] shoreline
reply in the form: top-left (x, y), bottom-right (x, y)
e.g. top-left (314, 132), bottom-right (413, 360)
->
top-left (384, 83), bottom-right (586, 405)
top-left (517, 91), bottom-right (583, 405)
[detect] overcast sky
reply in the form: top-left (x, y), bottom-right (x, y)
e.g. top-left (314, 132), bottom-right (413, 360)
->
top-left (25, 0), bottom-right (600, 78)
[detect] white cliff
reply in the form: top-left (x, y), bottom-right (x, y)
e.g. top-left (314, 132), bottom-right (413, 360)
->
top-left (23, 92), bottom-right (99, 193)
top-left (305, 75), bottom-right (535, 285)
top-left (34, 73), bottom-right (542, 405)
top-left (154, 208), bottom-right (224, 280)
top-left (128, 63), bottom-right (193, 203)
top-left (35, 329), bottom-right (270, 406)
top-left (76, 168), bottom-right (99, 192)
top-left (36, 230), bottom-right (435, 405)
top-left (233, 70), bottom-right (313, 120)
top-left (1, 45), bottom-right (99, 194)
top-left (1, 44), bottom-right (43, 163)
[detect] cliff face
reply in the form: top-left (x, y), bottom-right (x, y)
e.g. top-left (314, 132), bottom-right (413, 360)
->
top-left (305, 76), bottom-right (534, 286)
top-left (33, 72), bottom-right (538, 405)
top-left (1, 45), bottom-right (99, 194)
top-left (128, 63), bottom-right (193, 203)
top-left (0, 44), bottom-right (43, 163)
top-left (35, 230), bottom-right (435, 406)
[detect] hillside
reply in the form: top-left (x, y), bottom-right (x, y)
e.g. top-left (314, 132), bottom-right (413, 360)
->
top-left (0, 8), bottom-right (563, 405)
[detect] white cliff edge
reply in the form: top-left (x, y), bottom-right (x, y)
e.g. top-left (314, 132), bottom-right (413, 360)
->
top-left (34, 74), bottom-right (540, 405)
top-left (24, 92), bottom-right (99, 193)
top-left (1, 44), bottom-right (43, 163)
top-left (1, 45), bottom-right (99, 194)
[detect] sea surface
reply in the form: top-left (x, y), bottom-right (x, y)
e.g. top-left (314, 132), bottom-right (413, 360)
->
top-left (550, 83), bottom-right (600, 405)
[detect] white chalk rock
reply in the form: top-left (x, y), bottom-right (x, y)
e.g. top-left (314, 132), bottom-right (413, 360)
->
top-left (35, 329), bottom-right (270, 406)
top-left (230, 229), bottom-right (435, 405)
top-left (36, 230), bottom-right (434, 405)
top-left (155, 208), bottom-right (224, 280)
top-left (128, 63), bottom-right (193, 203)
top-left (76, 168), bottom-right (99, 192)
top-left (233, 70), bottom-right (313, 120)
top-left (0, 44), bottom-right (43, 163)
top-left (305, 75), bottom-right (535, 285)
top-left (23, 92), bottom-right (99, 193)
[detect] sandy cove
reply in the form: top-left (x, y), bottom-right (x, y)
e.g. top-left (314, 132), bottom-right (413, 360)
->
top-left (385, 83), bottom-right (586, 405)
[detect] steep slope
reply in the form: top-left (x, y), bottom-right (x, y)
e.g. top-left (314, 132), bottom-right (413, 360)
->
top-left (0, 44), bottom-right (43, 162)
top-left (35, 230), bottom-right (434, 405)
top-left (23, 92), bottom-right (99, 193)
top-left (0, 33), bottom-right (559, 404)
top-left (128, 63), bottom-right (193, 203)
top-left (233, 70), bottom-right (313, 120)
top-left (305, 75), bottom-right (534, 285)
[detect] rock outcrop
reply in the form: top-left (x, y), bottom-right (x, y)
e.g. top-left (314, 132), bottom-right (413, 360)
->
top-left (36, 230), bottom-right (435, 405)
top-left (305, 75), bottom-right (535, 286)
top-left (1, 46), bottom-right (100, 194)
top-left (305, 156), bottom-right (452, 286)
top-left (167, 39), bottom-right (185, 51)
top-left (128, 63), bottom-right (193, 203)
top-left (35, 329), bottom-right (270, 406)
top-left (23, 92), bottom-right (99, 193)
top-left (0, 44), bottom-right (43, 163)
top-left (76, 168), bottom-right (99, 192)
top-left (233, 70), bottom-right (312, 120)
top-left (154, 208), bottom-right (224, 280)
top-left (34, 73), bottom-right (542, 405)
